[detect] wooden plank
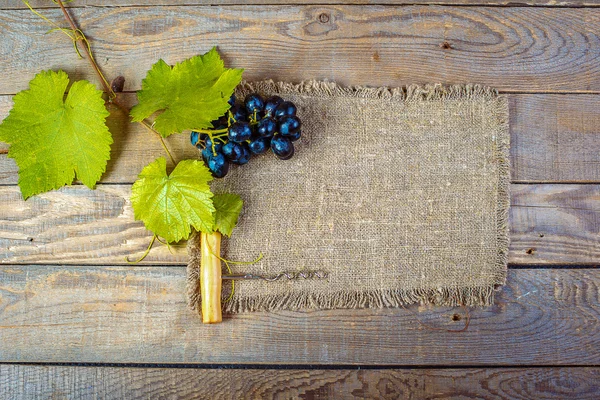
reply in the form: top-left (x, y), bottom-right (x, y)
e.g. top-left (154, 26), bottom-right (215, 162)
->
top-left (0, 267), bottom-right (598, 365)
top-left (510, 95), bottom-right (600, 183)
top-left (0, 184), bottom-right (597, 265)
top-left (509, 184), bottom-right (600, 264)
top-left (2, 94), bottom-right (600, 184)
top-left (1, 365), bottom-right (599, 400)
top-left (0, 6), bottom-right (599, 94)
top-left (2, 0), bottom-right (599, 8)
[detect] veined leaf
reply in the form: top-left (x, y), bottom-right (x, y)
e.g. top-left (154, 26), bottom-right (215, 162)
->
top-left (130, 47), bottom-right (243, 137)
top-left (130, 157), bottom-right (216, 242)
top-left (213, 193), bottom-right (243, 237)
top-left (0, 70), bottom-right (112, 199)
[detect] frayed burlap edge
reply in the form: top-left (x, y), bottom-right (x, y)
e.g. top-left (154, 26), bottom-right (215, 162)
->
top-left (186, 230), bottom-right (202, 310)
top-left (186, 80), bottom-right (510, 313)
top-left (236, 80), bottom-right (502, 104)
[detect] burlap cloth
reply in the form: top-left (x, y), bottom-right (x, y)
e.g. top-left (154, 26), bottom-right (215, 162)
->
top-left (187, 80), bottom-right (510, 314)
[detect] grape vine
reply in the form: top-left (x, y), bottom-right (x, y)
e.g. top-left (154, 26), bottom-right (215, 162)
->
top-left (3, 0), bottom-right (241, 241)
top-left (0, 1), bottom-right (303, 323)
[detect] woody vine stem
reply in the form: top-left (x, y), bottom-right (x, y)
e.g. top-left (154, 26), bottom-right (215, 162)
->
top-left (47, 0), bottom-right (177, 166)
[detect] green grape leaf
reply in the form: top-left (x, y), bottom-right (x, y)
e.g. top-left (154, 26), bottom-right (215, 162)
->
top-left (130, 157), bottom-right (216, 242)
top-left (0, 70), bottom-right (112, 200)
top-left (130, 47), bottom-right (243, 137)
top-left (213, 193), bottom-right (243, 237)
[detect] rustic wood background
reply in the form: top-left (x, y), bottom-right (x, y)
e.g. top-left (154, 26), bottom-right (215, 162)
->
top-left (1, 0), bottom-right (599, 398)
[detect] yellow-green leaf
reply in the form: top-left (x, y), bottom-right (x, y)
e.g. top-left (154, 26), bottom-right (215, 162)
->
top-left (0, 70), bottom-right (112, 199)
top-left (213, 193), bottom-right (243, 237)
top-left (130, 47), bottom-right (243, 137)
top-left (130, 158), bottom-right (216, 242)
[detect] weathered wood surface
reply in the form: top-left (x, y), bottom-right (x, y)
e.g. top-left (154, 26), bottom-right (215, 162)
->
top-left (0, 267), bottom-right (598, 364)
top-left (1, 365), bottom-right (599, 400)
top-left (509, 95), bottom-right (600, 183)
top-left (0, 6), bottom-right (599, 95)
top-left (2, 94), bottom-right (599, 184)
top-left (3, 0), bottom-right (599, 8)
top-left (510, 184), bottom-right (600, 264)
top-left (0, 0), bottom-right (598, 396)
top-left (1, 184), bottom-right (597, 265)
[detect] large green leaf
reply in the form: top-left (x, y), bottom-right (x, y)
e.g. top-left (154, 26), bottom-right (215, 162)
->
top-left (0, 70), bottom-right (112, 199)
top-left (130, 47), bottom-right (243, 137)
top-left (130, 158), bottom-right (216, 242)
top-left (213, 193), bottom-right (243, 237)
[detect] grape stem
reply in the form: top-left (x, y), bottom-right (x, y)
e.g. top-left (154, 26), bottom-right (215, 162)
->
top-left (51, 0), bottom-right (176, 165)
top-left (191, 128), bottom-right (229, 135)
top-left (55, 0), bottom-right (113, 98)
top-left (125, 234), bottom-right (156, 264)
top-left (140, 120), bottom-right (177, 166)
top-left (191, 129), bottom-right (230, 156)
top-left (110, 100), bottom-right (177, 165)
top-left (228, 111), bottom-right (236, 125)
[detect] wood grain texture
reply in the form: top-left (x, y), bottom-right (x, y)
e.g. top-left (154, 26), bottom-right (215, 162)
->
top-left (2, 94), bottom-right (600, 184)
top-left (3, 0), bottom-right (599, 7)
top-left (0, 267), bottom-right (599, 365)
top-left (0, 6), bottom-right (599, 95)
top-left (1, 365), bottom-right (599, 400)
top-left (509, 184), bottom-right (600, 264)
top-left (1, 184), bottom-right (597, 265)
top-left (510, 95), bottom-right (600, 183)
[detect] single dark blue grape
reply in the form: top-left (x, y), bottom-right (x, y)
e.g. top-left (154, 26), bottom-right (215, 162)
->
top-left (278, 115), bottom-right (301, 136)
top-left (257, 117), bottom-right (277, 138)
top-left (201, 142), bottom-right (222, 161)
top-left (248, 136), bottom-right (271, 155)
top-left (288, 130), bottom-right (302, 142)
top-left (206, 152), bottom-right (229, 178)
top-left (228, 122), bottom-right (252, 143)
top-left (271, 135), bottom-right (294, 160)
top-left (201, 147), bottom-right (212, 164)
top-left (228, 94), bottom-right (236, 107)
top-left (222, 142), bottom-right (251, 165)
top-left (274, 101), bottom-right (297, 119)
top-left (245, 93), bottom-right (265, 115)
top-left (230, 104), bottom-right (248, 123)
top-left (264, 96), bottom-right (283, 116)
top-left (190, 131), bottom-right (199, 146)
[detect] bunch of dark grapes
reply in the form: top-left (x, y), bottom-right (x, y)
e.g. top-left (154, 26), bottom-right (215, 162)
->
top-left (190, 93), bottom-right (302, 178)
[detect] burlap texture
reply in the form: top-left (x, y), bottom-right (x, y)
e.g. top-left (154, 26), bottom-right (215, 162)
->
top-left (187, 80), bottom-right (510, 313)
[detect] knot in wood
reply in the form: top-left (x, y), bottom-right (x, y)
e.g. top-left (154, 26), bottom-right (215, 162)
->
top-left (319, 13), bottom-right (330, 24)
